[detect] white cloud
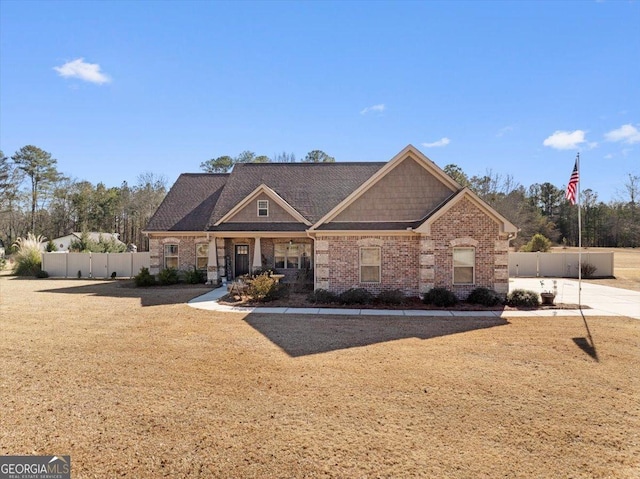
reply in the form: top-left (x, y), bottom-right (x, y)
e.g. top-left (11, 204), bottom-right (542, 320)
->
top-left (604, 153), bottom-right (613, 159)
top-left (54, 58), bottom-right (111, 84)
top-left (360, 104), bottom-right (385, 115)
top-left (422, 137), bottom-right (451, 148)
top-left (496, 126), bottom-right (514, 137)
top-left (604, 124), bottom-right (640, 144)
top-left (542, 130), bottom-right (587, 150)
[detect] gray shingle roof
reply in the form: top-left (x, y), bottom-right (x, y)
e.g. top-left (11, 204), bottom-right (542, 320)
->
top-left (145, 173), bottom-right (229, 231)
top-left (208, 162), bottom-right (385, 227)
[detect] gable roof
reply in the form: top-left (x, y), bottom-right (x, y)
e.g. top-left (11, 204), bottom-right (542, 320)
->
top-left (145, 173), bottom-right (229, 231)
top-left (310, 145), bottom-right (461, 229)
top-left (414, 187), bottom-right (518, 234)
top-left (145, 145), bottom-right (518, 235)
top-left (214, 184), bottom-right (312, 226)
top-left (208, 162), bottom-right (384, 227)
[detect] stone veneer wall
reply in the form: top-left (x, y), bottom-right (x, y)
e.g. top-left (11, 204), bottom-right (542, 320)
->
top-left (426, 197), bottom-right (510, 298)
top-left (315, 235), bottom-right (420, 297)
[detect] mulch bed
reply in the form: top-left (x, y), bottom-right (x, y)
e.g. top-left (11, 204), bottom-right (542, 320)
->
top-left (219, 291), bottom-right (585, 311)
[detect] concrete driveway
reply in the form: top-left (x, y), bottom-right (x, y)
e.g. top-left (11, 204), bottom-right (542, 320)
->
top-left (509, 278), bottom-right (640, 319)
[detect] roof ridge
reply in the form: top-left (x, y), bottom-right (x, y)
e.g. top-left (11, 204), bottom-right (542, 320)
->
top-left (235, 161), bottom-right (387, 167)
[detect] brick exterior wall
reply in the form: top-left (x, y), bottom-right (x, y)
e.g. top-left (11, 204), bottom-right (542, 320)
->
top-left (148, 235), bottom-right (209, 274)
top-left (315, 235), bottom-right (421, 297)
top-left (428, 197), bottom-right (510, 298)
top-left (315, 199), bottom-right (511, 300)
top-left (148, 196), bottom-right (510, 299)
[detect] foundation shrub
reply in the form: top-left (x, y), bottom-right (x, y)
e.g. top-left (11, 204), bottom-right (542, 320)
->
top-left (134, 267), bottom-right (156, 287)
top-left (307, 289), bottom-right (338, 304)
top-left (376, 289), bottom-right (406, 305)
top-left (506, 289), bottom-right (540, 308)
top-left (183, 266), bottom-right (206, 284)
top-left (339, 288), bottom-right (374, 305)
top-left (158, 267), bottom-right (179, 285)
top-left (423, 287), bottom-right (459, 307)
top-left (248, 273), bottom-right (277, 301)
top-left (467, 287), bottom-right (502, 306)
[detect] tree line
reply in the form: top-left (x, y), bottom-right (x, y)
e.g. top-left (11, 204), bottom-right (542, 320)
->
top-left (0, 146), bottom-right (167, 251)
top-left (443, 164), bottom-right (639, 249)
top-left (1, 145), bottom-right (637, 252)
top-left (200, 149), bottom-right (335, 173)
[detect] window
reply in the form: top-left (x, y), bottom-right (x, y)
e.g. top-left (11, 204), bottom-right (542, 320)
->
top-left (257, 200), bottom-right (269, 217)
top-left (453, 247), bottom-right (475, 284)
top-left (195, 243), bottom-right (209, 270)
top-left (360, 247), bottom-right (381, 283)
top-left (164, 244), bottom-right (179, 269)
top-left (274, 242), bottom-right (312, 269)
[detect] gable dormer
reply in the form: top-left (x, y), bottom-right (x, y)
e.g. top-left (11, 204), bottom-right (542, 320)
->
top-left (214, 184), bottom-right (311, 226)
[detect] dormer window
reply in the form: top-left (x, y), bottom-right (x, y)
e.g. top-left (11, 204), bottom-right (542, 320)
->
top-left (257, 200), bottom-right (269, 217)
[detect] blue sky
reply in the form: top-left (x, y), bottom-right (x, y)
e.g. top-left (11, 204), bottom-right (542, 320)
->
top-left (1, 0), bottom-right (638, 201)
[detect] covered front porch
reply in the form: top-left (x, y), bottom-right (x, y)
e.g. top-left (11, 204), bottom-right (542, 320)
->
top-left (206, 233), bottom-right (314, 283)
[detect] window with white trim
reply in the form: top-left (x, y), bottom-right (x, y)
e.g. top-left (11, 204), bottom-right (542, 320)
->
top-left (257, 200), bottom-right (269, 217)
top-left (360, 247), bottom-right (381, 283)
top-left (274, 243), bottom-right (312, 269)
top-left (453, 247), bottom-right (475, 284)
top-left (195, 243), bottom-right (209, 270)
top-left (164, 244), bottom-right (179, 269)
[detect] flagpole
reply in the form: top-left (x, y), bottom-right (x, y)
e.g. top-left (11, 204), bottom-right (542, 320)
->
top-left (577, 152), bottom-right (582, 309)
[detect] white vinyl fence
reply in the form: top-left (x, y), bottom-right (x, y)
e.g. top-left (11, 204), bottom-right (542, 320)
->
top-left (508, 252), bottom-right (613, 278)
top-left (42, 252), bottom-right (150, 278)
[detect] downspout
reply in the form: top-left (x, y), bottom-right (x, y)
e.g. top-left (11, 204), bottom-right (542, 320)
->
top-left (306, 229), bottom-right (317, 290)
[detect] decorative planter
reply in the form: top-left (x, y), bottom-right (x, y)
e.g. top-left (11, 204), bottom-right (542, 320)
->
top-left (540, 293), bottom-right (556, 305)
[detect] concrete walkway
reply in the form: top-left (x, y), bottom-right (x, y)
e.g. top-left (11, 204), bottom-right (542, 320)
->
top-left (187, 278), bottom-right (640, 319)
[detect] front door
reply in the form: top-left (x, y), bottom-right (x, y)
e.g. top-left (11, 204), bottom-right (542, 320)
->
top-left (234, 244), bottom-right (250, 277)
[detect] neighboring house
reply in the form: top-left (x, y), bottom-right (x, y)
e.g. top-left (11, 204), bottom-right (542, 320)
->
top-left (50, 232), bottom-right (126, 252)
top-left (144, 145), bottom-right (517, 298)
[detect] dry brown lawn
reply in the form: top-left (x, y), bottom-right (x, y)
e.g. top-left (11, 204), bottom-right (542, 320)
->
top-left (550, 247), bottom-right (640, 292)
top-left (1, 275), bottom-right (639, 478)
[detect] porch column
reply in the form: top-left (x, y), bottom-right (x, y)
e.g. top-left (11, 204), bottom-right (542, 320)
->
top-left (207, 236), bottom-right (218, 283)
top-left (253, 236), bottom-right (262, 271)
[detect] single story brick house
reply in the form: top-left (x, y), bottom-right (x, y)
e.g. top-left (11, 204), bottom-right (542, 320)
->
top-left (144, 145), bottom-right (517, 298)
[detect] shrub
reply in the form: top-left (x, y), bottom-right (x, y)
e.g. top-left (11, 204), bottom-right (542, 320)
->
top-left (183, 266), bottom-right (206, 284)
top-left (12, 233), bottom-right (44, 276)
top-left (520, 233), bottom-right (552, 252)
top-left (376, 289), bottom-right (406, 305)
top-left (293, 268), bottom-right (314, 293)
top-left (134, 267), bottom-right (156, 287)
top-left (111, 271), bottom-right (117, 280)
top-left (264, 283), bottom-right (290, 302)
top-left (158, 267), bottom-right (180, 285)
top-left (77, 270), bottom-right (82, 279)
top-left (307, 289), bottom-right (338, 304)
top-left (506, 289), bottom-right (540, 308)
top-left (466, 287), bottom-right (502, 306)
top-left (247, 273), bottom-right (278, 301)
top-left (423, 287), bottom-right (459, 307)
top-left (36, 270), bottom-right (49, 278)
top-left (581, 262), bottom-right (597, 279)
top-left (45, 240), bottom-right (58, 252)
top-left (339, 288), bottom-right (373, 305)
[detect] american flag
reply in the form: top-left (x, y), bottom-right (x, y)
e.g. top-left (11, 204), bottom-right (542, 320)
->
top-left (565, 157), bottom-right (579, 205)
